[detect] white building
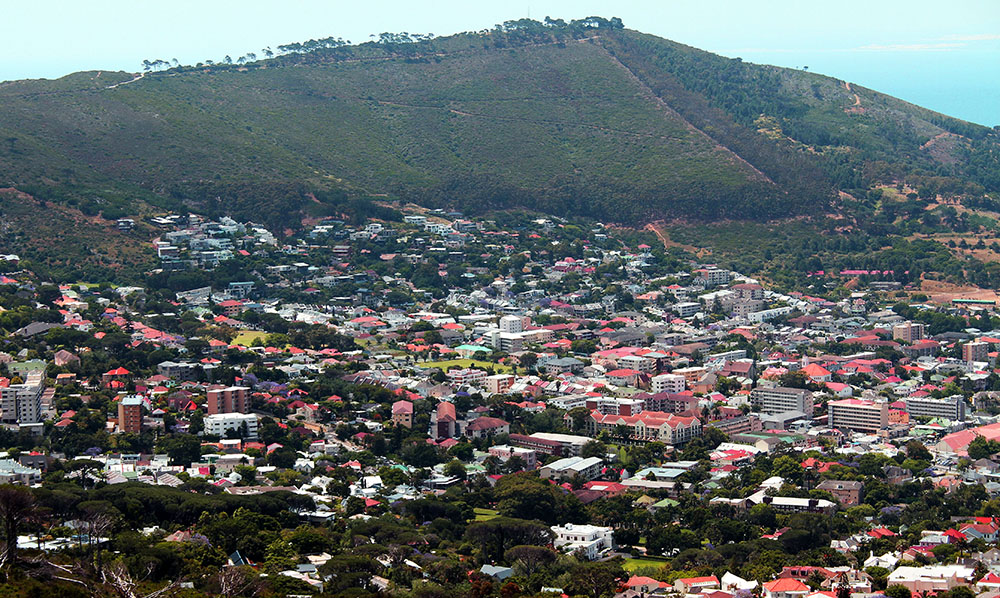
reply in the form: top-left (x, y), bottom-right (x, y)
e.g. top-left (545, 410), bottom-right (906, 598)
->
top-left (551, 523), bottom-right (614, 560)
top-left (827, 398), bottom-right (889, 432)
top-left (0, 383), bottom-right (43, 425)
top-left (539, 456), bottom-right (603, 481)
top-left (499, 315), bottom-right (525, 334)
top-left (204, 413), bottom-right (259, 439)
top-left (487, 445), bottom-right (537, 469)
top-left (751, 387), bottom-right (813, 417)
top-left (904, 396), bottom-right (966, 421)
top-left (651, 373), bottom-right (685, 394)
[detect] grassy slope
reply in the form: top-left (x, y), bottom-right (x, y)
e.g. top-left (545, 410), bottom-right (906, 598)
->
top-left (0, 24), bottom-right (997, 281)
top-left (0, 39), bottom-right (753, 203)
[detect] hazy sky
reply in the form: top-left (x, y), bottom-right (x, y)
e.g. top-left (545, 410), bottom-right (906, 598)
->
top-left (3, 0), bottom-right (998, 125)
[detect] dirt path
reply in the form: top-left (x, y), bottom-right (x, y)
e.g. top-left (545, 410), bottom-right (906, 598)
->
top-left (105, 72), bottom-right (144, 89)
top-left (643, 222), bottom-right (709, 256)
top-left (844, 82), bottom-right (865, 114)
top-left (845, 82), bottom-right (861, 107)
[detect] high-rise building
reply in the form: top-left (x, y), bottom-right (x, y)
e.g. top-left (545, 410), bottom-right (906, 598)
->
top-left (651, 373), bottom-right (686, 394)
top-left (0, 384), bottom-right (43, 425)
top-left (117, 396), bottom-right (144, 434)
top-left (963, 341), bottom-right (990, 363)
top-left (499, 315), bottom-right (525, 334)
top-left (206, 386), bottom-right (250, 415)
top-left (892, 322), bottom-right (927, 343)
top-left (827, 398), bottom-right (889, 432)
top-left (750, 387), bottom-right (814, 417)
top-left (904, 396), bottom-right (967, 421)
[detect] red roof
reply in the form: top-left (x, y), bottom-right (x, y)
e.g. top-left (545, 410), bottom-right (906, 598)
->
top-left (763, 579), bottom-right (808, 592)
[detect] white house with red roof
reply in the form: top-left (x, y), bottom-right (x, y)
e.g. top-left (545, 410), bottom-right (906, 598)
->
top-left (761, 578), bottom-right (809, 598)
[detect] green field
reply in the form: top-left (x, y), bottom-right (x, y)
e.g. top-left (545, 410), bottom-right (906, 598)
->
top-left (420, 359), bottom-right (512, 374)
top-left (623, 557), bottom-right (669, 572)
top-left (473, 508), bottom-right (499, 522)
top-left (232, 331), bottom-right (267, 347)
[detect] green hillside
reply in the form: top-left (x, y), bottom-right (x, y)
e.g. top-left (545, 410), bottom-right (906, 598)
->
top-left (0, 18), bottom-right (997, 245)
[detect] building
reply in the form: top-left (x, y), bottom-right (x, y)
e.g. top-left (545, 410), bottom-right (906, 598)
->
top-left (465, 416), bottom-right (509, 439)
top-left (651, 373), bottom-right (686, 394)
top-left (886, 565), bottom-right (976, 595)
top-left (762, 578), bottom-right (810, 598)
top-left (487, 445), bottom-right (537, 469)
top-left (117, 396), bottom-right (144, 434)
top-left (431, 402), bottom-right (458, 439)
top-left (827, 398), bottom-right (889, 432)
top-left (509, 432), bottom-right (590, 457)
top-left (551, 523), bottom-right (614, 560)
top-left (588, 410), bottom-right (702, 445)
top-left (206, 386), bottom-right (250, 415)
top-left (484, 374), bottom-right (515, 394)
top-left (904, 396), bottom-right (967, 421)
top-left (543, 357), bottom-right (585, 375)
top-left (816, 480), bottom-right (864, 506)
top-left (539, 456), bottom-right (604, 481)
top-left (750, 387), bottom-right (814, 417)
top-left (674, 302), bottom-right (701, 318)
top-left (893, 322), bottom-right (927, 343)
top-left (0, 383), bottom-right (43, 425)
top-left (204, 413), bottom-right (258, 439)
top-left (446, 368), bottom-right (486, 386)
top-left (964, 341), bottom-right (990, 363)
top-left (499, 315), bottom-right (525, 334)
top-left (675, 576), bottom-right (721, 594)
top-left (0, 459), bottom-right (42, 485)
top-left (391, 400), bottom-right (413, 428)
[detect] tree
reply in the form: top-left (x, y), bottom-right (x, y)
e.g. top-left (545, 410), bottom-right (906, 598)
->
top-left (443, 459), bottom-right (467, 480)
top-left (0, 485), bottom-right (38, 568)
top-left (581, 440), bottom-right (608, 459)
top-left (159, 434), bottom-right (202, 466)
top-left (504, 545), bottom-right (556, 576)
top-left (565, 561), bottom-right (625, 598)
top-left (906, 440), bottom-right (932, 461)
top-left (967, 435), bottom-right (1000, 460)
top-left (885, 585), bottom-right (912, 598)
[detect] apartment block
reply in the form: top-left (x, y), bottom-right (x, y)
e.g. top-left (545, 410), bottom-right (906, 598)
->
top-left (651, 373), bottom-right (686, 394)
top-left (904, 396), bottom-right (966, 421)
top-left (892, 322), bottom-right (926, 343)
top-left (751, 386), bottom-right (814, 417)
top-left (964, 341), bottom-right (990, 363)
top-left (827, 398), bottom-right (889, 432)
top-left (0, 384), bottom-right (43, 425)
top-left (206, 386), bottom-right (250, 415)
top-left (117, 396), bottom-right (144, 434)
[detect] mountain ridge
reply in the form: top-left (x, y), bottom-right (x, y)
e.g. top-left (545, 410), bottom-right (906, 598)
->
top-left (0, 17), bottom-right (998, 278)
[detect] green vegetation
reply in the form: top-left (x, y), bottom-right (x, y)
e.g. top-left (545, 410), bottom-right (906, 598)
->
top-left (421, 359), bottom-right (513, 374)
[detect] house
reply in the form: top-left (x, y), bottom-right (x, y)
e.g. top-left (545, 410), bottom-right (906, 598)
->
top-left (626, 576), bottom-right (670, 594)
top-left (762, 578), bottom-right (809, 598)
top-left (886, 565), bottom-right (976, 594)
top-left (551, 523), bottom-right (614, 560)
top-left (816, 480), bottom-right (864, 507)
top-left (960, 521), bottom-right (999, 542)
top-left (675, 576), bottom-right (721, 594)
top-left (465, 416), bottom-right (509, 439)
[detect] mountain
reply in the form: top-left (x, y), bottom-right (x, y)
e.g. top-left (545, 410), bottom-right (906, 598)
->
top-left (0, 18), bottom-right (997, 269)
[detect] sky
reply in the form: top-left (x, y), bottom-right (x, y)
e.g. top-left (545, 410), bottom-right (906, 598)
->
top-left (2, 0), bottom-right (998, 125)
